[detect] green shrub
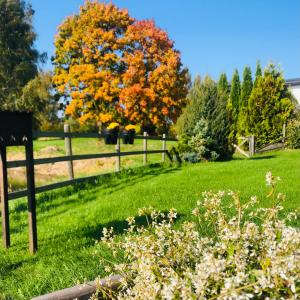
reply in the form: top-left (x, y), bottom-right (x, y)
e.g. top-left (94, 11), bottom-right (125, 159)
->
top-left (176, 75), bottom-right (231, 161)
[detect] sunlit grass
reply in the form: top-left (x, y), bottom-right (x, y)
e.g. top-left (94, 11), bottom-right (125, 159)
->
top-left (0, 150), bottom-right (299, 299)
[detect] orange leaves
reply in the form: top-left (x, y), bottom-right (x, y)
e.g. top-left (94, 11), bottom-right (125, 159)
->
top-left (53, 1), bottom-right (188, 130)
top-left (99, 113), bottom-right (113, 123)
top-left (121, 19), bottom-right (189, 129)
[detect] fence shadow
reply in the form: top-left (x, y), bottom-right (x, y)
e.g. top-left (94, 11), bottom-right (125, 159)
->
top-left (9, 164), bottom-right (182, 230)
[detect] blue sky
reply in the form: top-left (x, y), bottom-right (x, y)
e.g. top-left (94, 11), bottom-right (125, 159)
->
top-left (29, 0), bottom-right (300, 81)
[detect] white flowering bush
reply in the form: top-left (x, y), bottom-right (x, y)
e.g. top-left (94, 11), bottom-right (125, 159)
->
top-left (96, 172), bottom-right (300, 299)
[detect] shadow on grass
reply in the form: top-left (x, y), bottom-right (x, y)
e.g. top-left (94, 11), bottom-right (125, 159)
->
top-left (9, 164), bottom-right (182, 233)
top-left (250, 155), bottom-right (276, 160)
top-left (39, 211), bottom-right (186, 248)
top-left (232, 154), bottom-right (276, 161)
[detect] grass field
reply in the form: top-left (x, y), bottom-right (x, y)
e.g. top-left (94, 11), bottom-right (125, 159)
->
top-left (7, 137), bottom-right (175, 191)
top-left (0, 149), bottom-right (299, 299)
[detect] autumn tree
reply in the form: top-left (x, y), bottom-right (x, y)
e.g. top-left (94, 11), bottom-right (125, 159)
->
top-left (53, 1), bottom-right (189, 133)
top-left (120, 20), bottom-right (189, 133)
top-left (53, 1), bottom-right (134, 127)
top-left (248, 64), bottom-right (294, 146)
top-left (0, 0), bottom-right (44, 109)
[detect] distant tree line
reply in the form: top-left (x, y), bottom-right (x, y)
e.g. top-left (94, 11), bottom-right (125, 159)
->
top-left (176, 62), bottom-right (295, 162)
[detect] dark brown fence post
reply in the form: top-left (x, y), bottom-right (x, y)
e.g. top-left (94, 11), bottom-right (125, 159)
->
top-left (25, 139), bottom-right (37, 254)
top-left (143, 132), bottom-right (147, 165)
top-left (115, 137), bottom-right (121, 172)
top-left (64, 124), bottom-right (74, 180)
top-left (0, 146), bottom-right (10, 248)
top-left (162, 134), bottom-right (166, 162)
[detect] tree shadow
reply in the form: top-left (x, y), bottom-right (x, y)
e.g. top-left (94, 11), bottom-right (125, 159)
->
top-left (250, 155), bottom-right (276, 160)
top-left (232, 154), bottom-right (276, 161)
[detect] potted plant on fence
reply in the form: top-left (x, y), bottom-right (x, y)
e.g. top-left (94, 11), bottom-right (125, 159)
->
top-left (103, 122), bottom-right (119, 145)
top-left (122, 124), bottom-right (136, 144)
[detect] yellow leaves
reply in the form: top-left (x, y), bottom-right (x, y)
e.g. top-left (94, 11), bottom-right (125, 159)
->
top-left (99, 113), bottom-right (113, 124)
top-left (78, 112), bottom-right (94, 125)
top-left (53, 1), bottom-right (188, 129)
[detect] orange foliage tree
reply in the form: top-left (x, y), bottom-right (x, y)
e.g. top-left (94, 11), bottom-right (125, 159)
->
top-left (53, 1), bottom-right (189, 132)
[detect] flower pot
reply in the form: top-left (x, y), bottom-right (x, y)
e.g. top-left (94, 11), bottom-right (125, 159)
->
top-left (103, 128), bottom-right (119, 145)
top-left (122, 130), bottom-right (135, 144)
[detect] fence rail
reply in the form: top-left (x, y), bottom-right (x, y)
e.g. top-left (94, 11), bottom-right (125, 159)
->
top-left (7, 150), bottom-right (166, 169)
top-left (7, 128), bottom-right (176, 201)
top-left (33, 130), bottom-right (178, 141)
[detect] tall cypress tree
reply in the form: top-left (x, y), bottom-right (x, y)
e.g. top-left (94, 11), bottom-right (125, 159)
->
top-left (218, 73), bottom-right (229, 94)
top-left (0, 0), bottom-right (44, 109)
top-left (176, 75), bottom-right (202, 137)
top-left (238, 66), bottom-right (253, 136)
top-left (248, 64), bottom-right (294, 146)
top-left (254, 61), bottom-right (262, 87)
top-left (227, 69), bottom-right (241, 144)
top-left (213, 73), bottom-right (232, 158)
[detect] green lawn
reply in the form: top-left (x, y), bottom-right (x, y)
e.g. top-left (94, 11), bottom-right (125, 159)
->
top-left (0, 150), bottom-right (299, 299)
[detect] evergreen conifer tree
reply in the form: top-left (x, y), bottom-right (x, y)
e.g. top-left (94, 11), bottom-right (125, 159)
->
top-left (254, 61), bottom-right (262, 87)
top-left (227, 69), bottom-right (241, 144)
top-left (237, 66), bottom-right (253, 136)
top-left (248, 64), bottom-right (294, 146)
top-left (213, 73), bottom-right (232, 158)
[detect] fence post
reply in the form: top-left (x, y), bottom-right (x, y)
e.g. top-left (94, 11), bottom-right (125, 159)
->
top-left (162, 134), bottom-right (166, 162)
top-left (282, 123), bottom-right (286, 148)
top-left (64, 124), bottom-right (74, 180)
top-left (0, 146), bottom-right (10, 248)
top-left (25, 140), bottom-right (37, 254)
top-left (143, 132), bottom-right (147, 165)
top-left (249, 135), bottom-right (255, 157)
top-left (115, 137), bottom-right (121, 172)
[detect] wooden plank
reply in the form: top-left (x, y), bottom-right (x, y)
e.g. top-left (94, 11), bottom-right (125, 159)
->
top-left (115, 139), bottom-right (120, 172)
top-left (256, 143), bottom-right (284, 154)
top-left (25, 141), bottom-right (37, 254)
top-left (256, 138), bottom-right (284, 152)
top-left (31, 275), bottom-right (122, 300)
top-left (7, 151), bottom-right (167, 201)
top-left (237, 137), bottom-right (248, 148)
top-left (33, 131), bottom-right (177, 141)
top-left (233, 144), bottom-right (250, 158)
top-left (162, 134), bottom-right (166, 162)
top-left (0, 146), bottom-right (10, 248)
top-left (135, 135), bottom-right (177, 141)
top-left (143, 132), bottom-right (147, 165)
top-left (7, 150), bottom-right (167, 169)
top-left (249, 135), bottom-right (255, 157)
top-left (64, 124), bottom-right (74, 180)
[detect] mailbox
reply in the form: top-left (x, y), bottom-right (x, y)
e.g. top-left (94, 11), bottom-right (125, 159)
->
top-left (0, 111), bottom-right (33, 146)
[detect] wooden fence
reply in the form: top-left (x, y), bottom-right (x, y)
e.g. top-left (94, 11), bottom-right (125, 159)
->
top-left (7, 126), bottom-right (176, 201)
top-left (233, 125), bottom-right (286, 158)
